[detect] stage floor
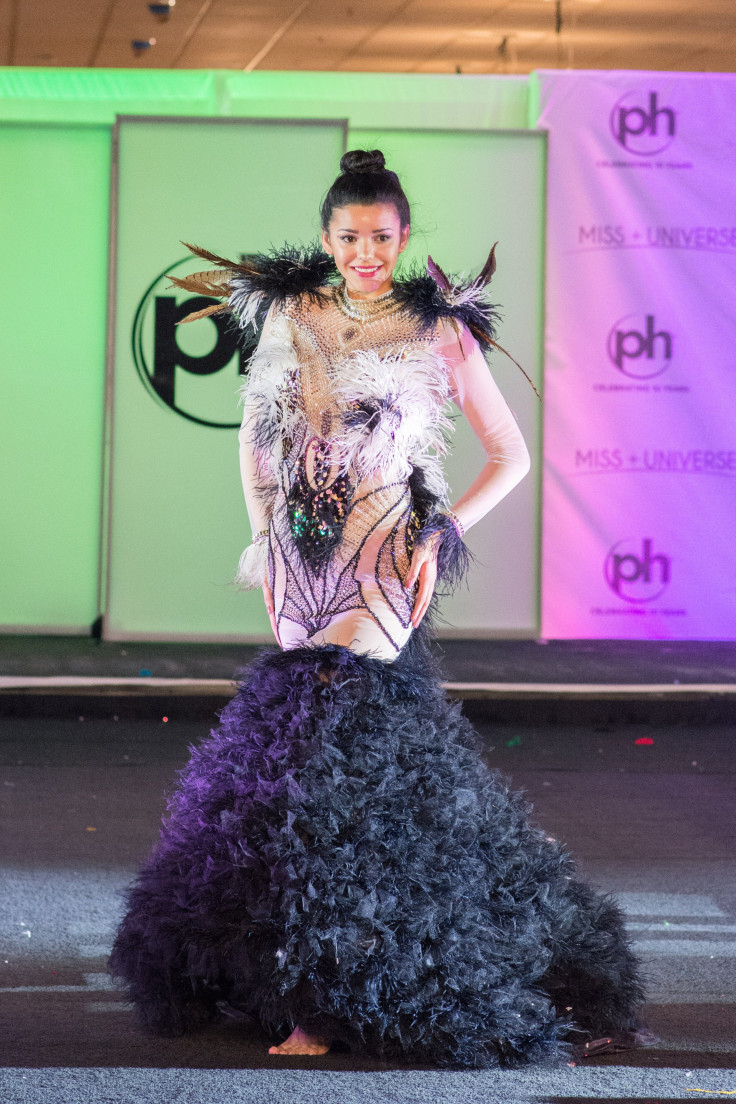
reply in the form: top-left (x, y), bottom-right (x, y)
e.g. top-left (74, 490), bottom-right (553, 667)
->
top-left (1, 634), bottom-right (734, 682)
top-left (2, 636), bottom-right (735, 727)
top-left (1, 708), bottom-right (734, 1104)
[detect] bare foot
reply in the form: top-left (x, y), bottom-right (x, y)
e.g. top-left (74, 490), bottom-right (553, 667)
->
top-left (268, 1025), bottom-right (331, 1056)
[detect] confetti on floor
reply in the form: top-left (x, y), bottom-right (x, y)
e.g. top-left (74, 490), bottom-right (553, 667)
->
top-left (686, 1091), bottom-right (736, 1096)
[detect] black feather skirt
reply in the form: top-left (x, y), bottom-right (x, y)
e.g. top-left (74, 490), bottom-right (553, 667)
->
top-left (109, 643), bottom-right (644, 1068)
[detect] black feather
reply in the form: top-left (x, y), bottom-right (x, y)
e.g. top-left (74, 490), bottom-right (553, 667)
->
top-left (427, 254), bottom-right (452, 291)
top-left (181, 240), bottom-right (501, 351)
top-left (392, 269), bottom-right (501, 352)
top-left (475, 241), bottom-right (498, 287)
top-left (110, 642), bottom-right (645, 1065)
top-left (407, 467), bottom-right (472, 594)
top-left (179, 240), bottom-right (536, 392)
top-left (417, 512), bottom-right (474, 593)
top-left (230, 242), bottom-right (338, 313)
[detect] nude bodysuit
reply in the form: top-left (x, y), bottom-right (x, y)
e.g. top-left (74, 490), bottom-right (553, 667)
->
top-left (238, 283), bottom-right (529, 661)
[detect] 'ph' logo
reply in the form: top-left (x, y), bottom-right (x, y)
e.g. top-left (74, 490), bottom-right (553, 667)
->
top-left (605, 539), bottom-right (671, 604)
top-left (606, 314), bottom-right (673, 380)
top-left (609, 90), bottom-right (677, 156)
top-left (132, 257), bottom-right (253, 428)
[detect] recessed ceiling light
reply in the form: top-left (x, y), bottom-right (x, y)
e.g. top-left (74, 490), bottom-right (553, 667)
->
top-left (149, 0), bottom-right (176, 21)
top-left (132, 38), bottom-right (157, 57)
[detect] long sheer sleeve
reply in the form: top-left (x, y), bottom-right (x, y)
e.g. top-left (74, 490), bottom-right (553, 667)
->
top-left (436, 323), bottom-right (531, 533)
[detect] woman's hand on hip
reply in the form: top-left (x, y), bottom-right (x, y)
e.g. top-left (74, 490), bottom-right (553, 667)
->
top-left (405, 543), bottom-right (438, 627)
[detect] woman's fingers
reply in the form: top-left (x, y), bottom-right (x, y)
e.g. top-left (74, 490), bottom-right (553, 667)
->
top-left (411, 574), bottom-right (433, 627)
top-left (411, 556), bottom-right (437, 627)
top-left (406, 542), bottom-right (440, 627)
top-left (262, 580), bottom-right (281, 644)
top-left (404, 550), bottom-right (421, 591)
top-left (267, 609), bottom-right (281, 644)
top-left (405, 542), bottom-right (435, 591)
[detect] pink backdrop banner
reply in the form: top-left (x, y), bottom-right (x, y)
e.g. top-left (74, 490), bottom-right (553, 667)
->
top-left (535, 70), bottom-right (736, 639)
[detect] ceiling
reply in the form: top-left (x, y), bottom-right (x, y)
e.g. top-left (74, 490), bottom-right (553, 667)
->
top-left (2, 0), bottom-right (735, 75)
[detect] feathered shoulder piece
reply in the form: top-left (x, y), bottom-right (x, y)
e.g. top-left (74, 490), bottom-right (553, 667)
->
top-left (170, 240), bottom-right (538, 396)
top-left (394, 245), bottom-right (539, 399)
top-left (168, 241), bottom-right (338, 328)
top-left (395, 247), bottom-right (499, 348)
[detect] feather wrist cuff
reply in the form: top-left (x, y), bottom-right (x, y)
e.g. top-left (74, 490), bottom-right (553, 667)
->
top-left (441, 509), bottom-right (465, 539)
top-left (417, 512), bottom-right (472, 592)
top-left (234, 540), bottom-right (268, 591)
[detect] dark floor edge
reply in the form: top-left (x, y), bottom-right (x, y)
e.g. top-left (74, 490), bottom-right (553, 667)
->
top-left (3, 691), bottom-right (736, 726)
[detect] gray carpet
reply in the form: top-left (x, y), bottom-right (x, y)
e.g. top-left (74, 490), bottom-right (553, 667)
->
top-left (1, 709), bottom-right (735, 1103)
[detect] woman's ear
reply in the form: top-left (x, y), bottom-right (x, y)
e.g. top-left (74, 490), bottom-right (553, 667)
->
top-left (321, 228), bottom-right (334, 256)
top-left (398, 225), bottom-right (410, 254)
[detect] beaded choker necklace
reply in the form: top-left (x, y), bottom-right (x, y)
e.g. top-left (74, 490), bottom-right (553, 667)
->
top-left (335, 281), bottom-right (400, 322)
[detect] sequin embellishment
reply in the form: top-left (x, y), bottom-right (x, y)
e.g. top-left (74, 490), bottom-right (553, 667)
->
top-left (287, 436), bottom-right (353, 564)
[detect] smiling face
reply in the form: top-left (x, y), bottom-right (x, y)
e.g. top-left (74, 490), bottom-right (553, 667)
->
top-left (321, 203), bottom-right (410, 299)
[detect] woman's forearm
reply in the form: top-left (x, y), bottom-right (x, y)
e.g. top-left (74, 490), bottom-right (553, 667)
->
top-left (450, 449), bottom-right (530, 533)
top-left (438, 323), bottom-right (532, 533)
top-left (238, 419), bottom-right (271, 537)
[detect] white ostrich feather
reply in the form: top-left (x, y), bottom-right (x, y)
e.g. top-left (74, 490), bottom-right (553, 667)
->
top-left (239, 330), bottom-right (303, 461)
top-left (443, 279), bottom-right (488, 310)
top-left (333, 347), bottom-right (452, 481)
top-left (228, 284), bottom-right (266, 333)
top-left (240, 311), bottom-right (295, 395)
top-left (234, 539), bottom-right (268, 590)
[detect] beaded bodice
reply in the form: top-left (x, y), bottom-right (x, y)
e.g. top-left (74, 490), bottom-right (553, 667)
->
top-left (242, 285), bottom-right (453, 657)
top-left (174, 240), bottom-right (527, 658)
top-left (281, 285), bottom-right (440, 442)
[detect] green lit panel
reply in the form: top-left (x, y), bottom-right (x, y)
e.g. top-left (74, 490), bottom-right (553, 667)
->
top-left (221, 71), bottom-right (530, 131)
top-left (0, 123), bottom-right (110, 631)
top-left (0, 68), bottom-right (540, 637)
top-left (105, 117), bottom-right (346, 640)
top-left (0, 67), bottom-right (220, 124)
top-left (350, 127), bottom-right (546, 635)
top-left (0, 68), bottom-right (530, 131)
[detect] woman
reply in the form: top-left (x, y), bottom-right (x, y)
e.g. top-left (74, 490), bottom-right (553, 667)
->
top-left (110, 150), bottom-right (644, 1067)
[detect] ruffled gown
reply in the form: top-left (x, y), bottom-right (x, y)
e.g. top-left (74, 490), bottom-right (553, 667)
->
top-left (109, 250), bottom-right (644, 1067)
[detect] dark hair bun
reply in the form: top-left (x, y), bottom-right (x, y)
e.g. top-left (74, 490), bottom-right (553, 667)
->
top-left (340, 149), bottom-right (387, 175)
top-left (321, 148), bottom-right (410, 229)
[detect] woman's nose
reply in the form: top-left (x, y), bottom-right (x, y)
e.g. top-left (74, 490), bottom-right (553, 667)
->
top-left (356, 239), bottom-right (375, 260)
